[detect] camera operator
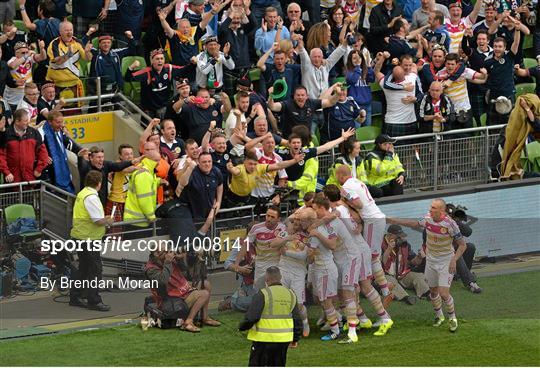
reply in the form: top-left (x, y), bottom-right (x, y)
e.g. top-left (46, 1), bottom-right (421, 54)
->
top-left (381, 225), bottom-right (430, 305)
top-left (446, 204), bottom-right (482, 294)
top-left (145, 248), bottom-right (221, 333)
top-left (220, 234), bottom-right (256, 312)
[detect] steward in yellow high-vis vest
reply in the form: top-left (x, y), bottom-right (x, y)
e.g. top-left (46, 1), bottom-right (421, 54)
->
top-left (358, 134), bottom-right (406, 197)
top-left (69, 170), bottom-right (113, 312)
top-left (239, 266), bottom-right (302, 367)
top-left (123, 143), bottom-right (162, 227)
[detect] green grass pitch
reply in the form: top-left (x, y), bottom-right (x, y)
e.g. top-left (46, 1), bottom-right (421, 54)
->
top-left (1, 270), bottom-right (539, 366)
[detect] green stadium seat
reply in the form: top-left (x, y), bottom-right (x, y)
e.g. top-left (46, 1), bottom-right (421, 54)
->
top-left (524, 141), bottom-right (540, 173)
top-left (121, 56), bottom-right (146, 104)
top-left (13, 19), bottom-right (27, 33)
top-left (4, 204), bottom-right (42, 241)
top-left (79, 58), bottom-right (89, 77)
top-left (523, 34), bottom-right (533, 50)
top-left (370, 81), bottom-right (381, 92)
top-left (371, 114), bottom-right (383, 129)
top-left (515, 83), bottom-right (536, 97)
top-left (523, 58), bottom-right (537, 70)
top-left (356, 125), bottom-right (381, 150)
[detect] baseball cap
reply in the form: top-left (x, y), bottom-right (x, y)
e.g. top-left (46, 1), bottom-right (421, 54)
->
top-left (375, 134), bottom-right (397, 145)
top-left (189, 0), bottom-right (205, 5)
top-left (387, 225), bottom-right (406, 237)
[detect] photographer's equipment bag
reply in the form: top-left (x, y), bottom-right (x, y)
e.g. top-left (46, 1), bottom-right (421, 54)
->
top-left (143, 296), bottom-right (190, 329)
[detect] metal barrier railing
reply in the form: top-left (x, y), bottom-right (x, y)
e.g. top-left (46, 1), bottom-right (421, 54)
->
top-left (317, 124), bottom-right (506, 191)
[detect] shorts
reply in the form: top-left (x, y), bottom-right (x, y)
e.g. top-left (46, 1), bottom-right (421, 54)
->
top-left (312, 266), bottom-right (338, 301)
top-left (363, 217), bottom-right (386, 257)
top-left (281, 270), bottom-right (306, 305)
top-left (424, 258), bottom-right (453, 288)
top-left (336, 257), bottom-right (360, 290)
top-left (357, 248), bottom-right (373, 282)
top-left (183, 289), bottom-right (204, 308)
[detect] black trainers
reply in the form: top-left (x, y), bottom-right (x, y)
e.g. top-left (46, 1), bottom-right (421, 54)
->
top-left (87, 303), bottom-right (111, 312)
top-left (403, 296), bottom-right (417, 305)
top-left (469, 282), bottom-right (482, 294)
top-left (69, 298), bottom-right (87, 308)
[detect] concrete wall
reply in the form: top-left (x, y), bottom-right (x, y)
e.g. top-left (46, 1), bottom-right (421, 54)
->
top-left (377, 179), bottom-right (540, 258)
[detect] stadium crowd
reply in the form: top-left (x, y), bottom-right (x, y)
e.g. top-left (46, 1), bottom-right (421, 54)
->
top-left (0, 0), bottom-right (538, 346)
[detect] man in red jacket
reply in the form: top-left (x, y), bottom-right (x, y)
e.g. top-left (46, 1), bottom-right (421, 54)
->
top-left (0, 109), bottom-right (49, 183)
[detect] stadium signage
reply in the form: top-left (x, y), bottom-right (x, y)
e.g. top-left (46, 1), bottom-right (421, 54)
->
top-left (64, 112), bottom-right (114, 143)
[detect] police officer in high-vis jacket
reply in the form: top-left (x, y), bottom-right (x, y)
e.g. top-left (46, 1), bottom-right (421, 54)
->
top-left (239, 266), bottom-right (303, 367)
top-left (70, 170), bottom-right (114, 312)
top-left (359, 134), bottom-right (406, 197)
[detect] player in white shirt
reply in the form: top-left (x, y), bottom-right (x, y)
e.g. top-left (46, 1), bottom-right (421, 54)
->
top-left (324, 185), bottom-right (394, 341)
top-left (335, 165), bottom-right (394, 308)
top-left (308, 195), bottom-right (343, 341)
top-left (271, 207), bottom-right (313, 338)
top-left (247, 205), bottom-right (287, 289)
top-left (388, 198), bottom-right (467, 332)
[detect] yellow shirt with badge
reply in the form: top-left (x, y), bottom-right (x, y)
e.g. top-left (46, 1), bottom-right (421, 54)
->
top-left (108, 171), bottom-right (130, 203)
top-left (229, 164), bottom-right (268, 197)
top-left (46, 37), bottom-right (87, 87)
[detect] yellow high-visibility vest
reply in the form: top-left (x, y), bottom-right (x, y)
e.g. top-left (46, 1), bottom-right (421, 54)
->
top-left (123, 158), bottom-right (159, 227)
top-left (71, 187), bottom-right (106, 240)
top-left (247, 285), bottom-right (296, 343)
top-left (360, 150), bottom-right (405, 187)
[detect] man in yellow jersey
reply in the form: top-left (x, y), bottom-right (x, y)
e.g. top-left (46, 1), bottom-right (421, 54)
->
top-left (239, 266), bottom-right (302, 367)
top-left (70, 170), bottom-right (114, 311)
top-left (46, 21), bottom-right (92, 99)
top-left (106, 144), bottom-right (135, 222)
top-left (225, 150), bottom-right (303, 207)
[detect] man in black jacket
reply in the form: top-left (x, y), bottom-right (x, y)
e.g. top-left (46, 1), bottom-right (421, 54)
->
top-left (368, 0), bottom-right (404, 54)
top-left (218, 4), bottom-right (256, 95)
top-left (239, 266), bottom-right (303, 367)
top-left (0, 46), bottom-right (20, 96)
top-left (78, 145), bottom-right (140, 205)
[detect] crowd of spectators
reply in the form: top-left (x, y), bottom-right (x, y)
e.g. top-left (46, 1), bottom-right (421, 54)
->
top-left (0, 0), bottom-right (538, 211)
top-left (0, 0), bottom-right (537, 332)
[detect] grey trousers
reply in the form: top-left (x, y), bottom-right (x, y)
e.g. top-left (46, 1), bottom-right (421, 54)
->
top-left (386, 272), bottom-right (429, 300)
